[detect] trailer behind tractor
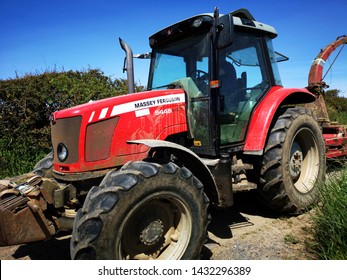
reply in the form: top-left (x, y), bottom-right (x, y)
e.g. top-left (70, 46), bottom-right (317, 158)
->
top-left (0, 8), bottom-right (346, 260)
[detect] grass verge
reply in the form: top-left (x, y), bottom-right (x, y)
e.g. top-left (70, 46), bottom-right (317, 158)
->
top-left (310, 167), bottom-right (347, 259)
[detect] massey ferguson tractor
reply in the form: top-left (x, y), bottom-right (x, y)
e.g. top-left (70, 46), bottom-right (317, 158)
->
top-left (0, 8), bottom-right (346, 260)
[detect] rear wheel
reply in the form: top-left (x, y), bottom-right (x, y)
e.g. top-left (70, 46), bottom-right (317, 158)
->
top-left (70, 161), bottom-right (209, 260)
top-left (259, 107), bottom-right (326, 213)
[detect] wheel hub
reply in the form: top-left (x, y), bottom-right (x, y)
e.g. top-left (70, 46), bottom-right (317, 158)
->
top-left (140, 219), bottom-right (164, 246)
top-left (290, 142), bottom-right (303, 181)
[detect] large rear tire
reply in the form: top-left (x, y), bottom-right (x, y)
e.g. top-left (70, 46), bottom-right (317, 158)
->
top-left (70, 161), bottom-right (209, 260)
top-left (258, 107), bottom-right (326, 213)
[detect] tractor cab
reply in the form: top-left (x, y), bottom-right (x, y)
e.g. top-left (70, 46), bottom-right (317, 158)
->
top-left (147, 8), bottom-right (282, 156)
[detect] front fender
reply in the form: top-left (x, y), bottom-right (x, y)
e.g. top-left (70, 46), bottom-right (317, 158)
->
top-left (244, 86), bottom-right (316, 155)
top-left (127, 139), bottom-right (219, 204)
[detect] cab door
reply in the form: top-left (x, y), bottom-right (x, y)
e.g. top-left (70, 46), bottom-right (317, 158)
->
top-left (218, 32), bottom-right (271, 145)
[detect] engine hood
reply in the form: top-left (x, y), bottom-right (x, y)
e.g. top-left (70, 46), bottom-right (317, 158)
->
top-left (51, 88), bottom-right (185, 123)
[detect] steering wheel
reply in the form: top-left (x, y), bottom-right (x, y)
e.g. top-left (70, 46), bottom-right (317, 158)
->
top-left (191, 69), bottom-right (208, 81)
top-left (190, 69), bottom-right (209, 92)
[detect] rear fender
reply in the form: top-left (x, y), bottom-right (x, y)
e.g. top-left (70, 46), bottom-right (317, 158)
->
top-left (244, 86), bottom-right (316, 155)
top-left (127, 139), bottom-right (220, 204)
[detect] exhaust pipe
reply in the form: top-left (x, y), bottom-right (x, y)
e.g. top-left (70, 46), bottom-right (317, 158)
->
top-left (119, 38), bottom-right (135, 94)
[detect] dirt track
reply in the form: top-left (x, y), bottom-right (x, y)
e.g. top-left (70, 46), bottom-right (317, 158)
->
top-left (0, 191), bottom-right (315, 260)
top-left (205, 193), bottom-right (315, 260)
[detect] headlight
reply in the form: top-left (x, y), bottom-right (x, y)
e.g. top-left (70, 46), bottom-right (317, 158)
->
top-left (57, 143), bottom-right (68, 162)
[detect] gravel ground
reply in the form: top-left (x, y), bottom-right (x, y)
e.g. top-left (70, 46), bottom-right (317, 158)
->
top-left (205, 192), bottom-right (316, 260)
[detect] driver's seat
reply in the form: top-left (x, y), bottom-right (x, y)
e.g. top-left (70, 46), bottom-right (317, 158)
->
top-left (220, 60), bottom-right (238, 93)
top-left (220, 60), bottom-right (239, 112)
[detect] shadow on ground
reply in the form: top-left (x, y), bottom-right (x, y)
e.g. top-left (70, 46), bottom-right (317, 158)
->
top-left (201, 190), bottom-right (285, 259)
top-left (12, 234), bottom-right (71, 260)
top-left (207, 191), bottom-right (281, 238)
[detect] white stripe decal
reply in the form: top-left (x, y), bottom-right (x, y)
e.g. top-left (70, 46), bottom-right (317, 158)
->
top-left (110, 93), bottom-right (185, 117)
top-left (313, 58), bottom-right (325, 67)
top-left (88, 111), bottom-right (95, 123)
top-left (99, 107), bottom-right (109, 119)
top-left (135, 108), bottom-right (150, 117)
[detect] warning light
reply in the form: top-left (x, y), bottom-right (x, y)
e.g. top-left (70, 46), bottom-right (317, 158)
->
top-left (209, 80), bottom-right (220, 88)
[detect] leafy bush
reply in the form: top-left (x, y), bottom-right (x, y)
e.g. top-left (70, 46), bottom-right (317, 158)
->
top-left (0, 69), bottom-right (143, 178)
top-left (325, 89), bottom-right (347, 124)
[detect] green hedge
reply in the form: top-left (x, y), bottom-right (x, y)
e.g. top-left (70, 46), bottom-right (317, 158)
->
top-left (0, 69), bottom-right (143, 178)
top-left (325, 89), bottom-right (347, 124)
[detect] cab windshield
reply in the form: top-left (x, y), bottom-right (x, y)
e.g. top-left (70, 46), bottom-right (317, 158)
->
top-left (148, 32), bottom-right (210, 96)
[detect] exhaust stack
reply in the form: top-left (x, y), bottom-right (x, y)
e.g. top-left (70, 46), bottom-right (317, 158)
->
top-left (119, 38), bottom-right (135, 94)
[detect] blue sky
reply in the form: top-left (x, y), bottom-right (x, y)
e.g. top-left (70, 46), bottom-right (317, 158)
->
top-left (1, 0), bottom-right (346, 96)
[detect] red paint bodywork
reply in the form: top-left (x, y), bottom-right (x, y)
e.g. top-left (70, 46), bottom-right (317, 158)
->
top-left (244, 86), bottom-right (316, 153)
top-left (52, 80), bottom-right (346, 175)
top-left (52, 89), bottom-right (188, 173)
top-left (308, 35), bottom-right (347, 87)
top-left (322, 125), bottom-right (347, 159)
top-left (245, 84), bottom-right (347, 157)
top-left (307, 35), bottom-right (347, 159)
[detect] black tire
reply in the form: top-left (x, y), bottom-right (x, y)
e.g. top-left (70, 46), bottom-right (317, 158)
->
top-left (258, 107), bottom-right (326, 213)
top-left (70, 161), bottom-right (209, 260)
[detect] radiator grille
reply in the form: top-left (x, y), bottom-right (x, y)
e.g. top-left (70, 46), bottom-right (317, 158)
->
top-left (85, 117), bottom-right (119, 162)
top-left (51, 116), bottom-right (82, 164)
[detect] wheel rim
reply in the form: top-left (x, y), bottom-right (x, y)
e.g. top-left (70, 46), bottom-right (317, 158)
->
top-left (118, 192), bottom-right (192, 260)
top-left (289, 127), bottom-right (320, 193)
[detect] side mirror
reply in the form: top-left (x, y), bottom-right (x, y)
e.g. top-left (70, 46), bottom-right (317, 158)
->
top-left (216, 13), bottom-right (233, 49)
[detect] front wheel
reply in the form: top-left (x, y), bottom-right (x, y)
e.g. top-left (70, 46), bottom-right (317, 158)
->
top-left (259, 107), bottom-right (326, 213)
top-left (70, 161), bottom-right (209, 260)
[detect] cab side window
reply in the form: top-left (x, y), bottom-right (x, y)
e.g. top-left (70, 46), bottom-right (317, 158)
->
top-left (219, 33), bottom-right (269, 144)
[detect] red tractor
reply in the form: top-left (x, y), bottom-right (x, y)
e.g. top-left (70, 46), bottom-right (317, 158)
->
top-left (0, 8), bottom-right (346, 260)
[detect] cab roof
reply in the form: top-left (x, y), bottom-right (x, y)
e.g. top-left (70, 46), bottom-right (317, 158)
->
top-left (149, 8), bottom-right (277, 45)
